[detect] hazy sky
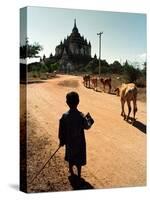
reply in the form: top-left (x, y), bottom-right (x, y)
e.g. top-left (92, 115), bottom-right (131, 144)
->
top-left (20, 6), bottom-right (147, 65)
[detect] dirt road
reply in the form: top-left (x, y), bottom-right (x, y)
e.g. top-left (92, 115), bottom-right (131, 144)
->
top-left (26, 75), bottom-right (146, 192)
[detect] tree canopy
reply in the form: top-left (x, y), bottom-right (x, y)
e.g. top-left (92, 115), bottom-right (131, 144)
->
top-left (20, 38), bottom-right (43, 59)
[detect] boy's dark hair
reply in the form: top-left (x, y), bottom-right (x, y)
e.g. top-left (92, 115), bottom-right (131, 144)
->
top-left (66, 91), bottom-right (79, 108)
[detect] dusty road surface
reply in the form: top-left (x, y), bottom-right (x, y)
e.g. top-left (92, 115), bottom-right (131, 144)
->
top-left (25, 74), bottom-right (146, 192)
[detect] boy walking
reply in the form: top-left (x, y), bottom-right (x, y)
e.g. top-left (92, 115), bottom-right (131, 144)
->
top-left (58, 91), bottom-right (94, 178)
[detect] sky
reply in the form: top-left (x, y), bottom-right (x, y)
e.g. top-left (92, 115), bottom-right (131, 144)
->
top-left (20, 6), bottom-right (147, 66)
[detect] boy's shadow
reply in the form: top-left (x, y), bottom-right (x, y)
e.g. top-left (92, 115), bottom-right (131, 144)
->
top-left (68, 175), bottom-right (94, 190)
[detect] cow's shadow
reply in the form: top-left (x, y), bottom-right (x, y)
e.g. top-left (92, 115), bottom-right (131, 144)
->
top-left (68, 175), bottom-right (94, 190)
top-left (133, 120), bottom-right (146, 134)
top-left (126, 117), bottom-right (146, 134)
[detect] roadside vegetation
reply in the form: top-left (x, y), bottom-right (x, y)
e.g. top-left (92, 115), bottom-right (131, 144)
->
top-left (20, 39), bottom-right (146, 102)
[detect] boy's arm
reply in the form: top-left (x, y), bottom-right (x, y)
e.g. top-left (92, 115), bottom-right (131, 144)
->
top-left (58, 117), bottom-right (66, 146)
top-left (83, 113), bottom-right (94, 130)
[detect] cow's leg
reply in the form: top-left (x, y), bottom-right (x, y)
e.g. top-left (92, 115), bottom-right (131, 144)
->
top-left (109, 84), bottom-right (112, 93)
top-left (126, 100), bottom-right (131, 121)
top-left (96, 80), bottom-right (97, 91)
top-left (87, 79), bottom-right (90, 88)
top-left (121, 98), bottom-right (125, 119)
top-left (93, 82), bottom-right (94, 90)
top-left (104, 84), bottom-right (105, 92)
top-left (133, 98), bottom-right (137, 124)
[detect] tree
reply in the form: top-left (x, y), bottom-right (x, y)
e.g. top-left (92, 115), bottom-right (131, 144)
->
top-left (20, 38), bottom-right (43, 59)
top-left (142, 62), bottom-right (146, 77)
top-left (123, 60), bottom-right (141, 83)
top-left (109, 60), bottom-right (123, 74)
top-left (101, 59), bottom-right (109, 73)
top-left (85, 57), bottom-right (98, 73)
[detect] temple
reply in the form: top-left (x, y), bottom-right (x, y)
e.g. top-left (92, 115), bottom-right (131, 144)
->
top-left (55, 19), bottom-right (91, 71)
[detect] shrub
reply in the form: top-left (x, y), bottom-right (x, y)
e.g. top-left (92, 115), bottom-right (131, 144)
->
top-left (136, 76), bottom-right (146, 88)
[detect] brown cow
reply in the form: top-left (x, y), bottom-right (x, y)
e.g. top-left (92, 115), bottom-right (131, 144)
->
top-left (91, 77), bottom-right (98, 91)
top-left (100, 77), bottom-right (112, 93)
top-left (114, 87), bottom-right (120, 96)
top-left (83, 74), bottom-right (90, 88)
top-left (115, 83), bottom-right (138, 124)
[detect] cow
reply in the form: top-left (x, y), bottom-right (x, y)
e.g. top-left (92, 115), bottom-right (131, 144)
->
top-left (83, 74), bottom-right (90, 88)
top-left (91, 77), bottom-right (98, 91)
top-left (100, 77), bottom-right (112, 93)
top-left (115, 83), bottom-right (138, 124)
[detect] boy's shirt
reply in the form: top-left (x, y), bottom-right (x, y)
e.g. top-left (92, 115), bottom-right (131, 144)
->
top-left (59, 109), bottom-right (94, 146)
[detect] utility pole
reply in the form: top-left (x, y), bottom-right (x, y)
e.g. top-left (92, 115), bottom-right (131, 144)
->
top-left (97, 32), bottom-right (103, 77)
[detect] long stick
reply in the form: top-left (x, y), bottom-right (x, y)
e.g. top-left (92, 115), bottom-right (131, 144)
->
top-left (29, 146), bottom-right (61, 184)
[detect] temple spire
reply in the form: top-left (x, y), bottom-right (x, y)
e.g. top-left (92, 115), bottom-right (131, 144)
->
top-left (74, 19), bottom-right (76, 28)
top-left (72, 18), bottom-right (78, 33)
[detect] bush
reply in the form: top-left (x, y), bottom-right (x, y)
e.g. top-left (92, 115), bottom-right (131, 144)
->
top-left (136, 76), bottom-right (146, 88)
top-left (50, 63), bottom-right (59, 72)
top-left (30, 70), bottom-right (41, 78)
top-left (40, 64), bottom-right (48, 73)
top-left (28, 62), bottom-right (42, 72)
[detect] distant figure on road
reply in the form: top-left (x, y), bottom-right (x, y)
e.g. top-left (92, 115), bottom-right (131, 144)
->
top-left (58, 91), bottom-right (94, 178)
